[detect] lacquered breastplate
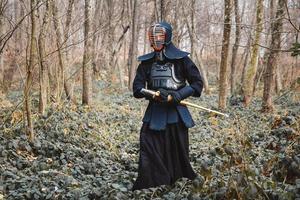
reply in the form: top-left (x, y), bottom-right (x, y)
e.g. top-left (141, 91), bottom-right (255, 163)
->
top-left (149, 62), bottom-right (185, 90)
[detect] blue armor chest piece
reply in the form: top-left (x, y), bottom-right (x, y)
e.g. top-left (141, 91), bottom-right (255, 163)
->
top-left (150, 62), bottom-right (186, 90)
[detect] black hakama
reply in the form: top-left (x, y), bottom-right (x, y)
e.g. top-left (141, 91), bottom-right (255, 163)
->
top-left (132, 121), bottom-right (197, 190)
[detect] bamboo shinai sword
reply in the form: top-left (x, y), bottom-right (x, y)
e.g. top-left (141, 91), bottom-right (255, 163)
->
top-left (140, 88), bottom-right (229, 117)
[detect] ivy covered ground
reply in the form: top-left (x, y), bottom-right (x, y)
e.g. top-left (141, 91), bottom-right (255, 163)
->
top-left (1, 84), bottom-right (299, 199)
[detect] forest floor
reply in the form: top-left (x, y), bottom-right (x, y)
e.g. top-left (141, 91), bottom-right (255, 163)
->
top-left (0, 82), bottom-right (300, 200)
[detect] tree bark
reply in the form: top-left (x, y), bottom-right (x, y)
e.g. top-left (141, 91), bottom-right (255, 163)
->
top-left (112, 26), bottom-right (129, 88)
top-left (218, 0), bottom-right (232, 110)
top-left (275, 59), bottom-right (282, 93)
top-left (51, 0), bottom-right (74, 102)
top-left (243, 0), bottom-right (264, 106)
top-left (195, 52), bottom-right (211, 94)
top-left (160, 0), bottom-right (165, 21)
top-left (240, 13), bottom-right (256, 92)
top-left (38, 0), bottom-right (50, 114)
top-left (91, 0), bottom-right (103, 78)
top-left (24, 0), bottom-right (37, 142)
top-left (252, 57), bottom-right (265, 95)
top-left (252, 0), bottom-right (274, 96)
top-left (51, 0), bottom-right (62, 101)
top-left (240, 47), bottom-right (250, 89)
top-left (82, 0), bottom-right (92, 105)
top-left (63, 0), bottom-right (75, 102)
top-left (128, 0), bottom-right (137, 90)
top-left (230, 0), bottom-right (241, 95)
top-left (2, 0), bottom-right (19, 93)
top-left (106, 0), bottom-right (118, 82)
top-left (182, 0), bottom-right (210, 94)
top-left (190, 0), bottom-right (195, 58)
top-left (262, 0), bottom-right (286, 112)
top-left (0, 3), bottom-right (3, 93)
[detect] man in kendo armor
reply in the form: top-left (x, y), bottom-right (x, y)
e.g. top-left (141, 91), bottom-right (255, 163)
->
top-left (132, 22), bottom-right (203, 190)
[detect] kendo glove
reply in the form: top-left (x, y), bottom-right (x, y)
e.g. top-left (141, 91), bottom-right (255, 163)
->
top-left (144, 95), bottom-right (153, 101)
top-left (168, 90), bottom-right (182, 105)
top-left (156, 88), bottom-right (169, 103)
top-left (138, 88), bottom-right (153, 101)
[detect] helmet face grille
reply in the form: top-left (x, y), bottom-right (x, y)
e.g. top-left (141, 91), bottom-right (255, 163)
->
top-left (148, 24), bottom-right (166, 51)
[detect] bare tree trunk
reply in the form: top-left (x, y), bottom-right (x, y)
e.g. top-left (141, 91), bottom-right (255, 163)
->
top-left (82, 0), bottom-right (92, 105)
top-left (182, 0), bottom-right (210, 94)
top-left (51, 0), bottom-right (62, 101)
top-left (63, 0), bottom-right (75, 102)
top-left (128, 0), bottom-right (137, 90)
top-left (240, 13), bottom-right (256, 92)
top-left (12, 0), bottom-right (18, 88)
top-left (118, 0), bottom-right (127, 88)
top-left (153, 0), bottom-right (159, 21)
top-left (291, 28), bottom-right (299, 86)
top-left (106, 0), bottom-right (118, 82)
top-left (111, 26), bottom-right (129, 88)
top-left (0, 4), bottom-right (3, 93)
top-left (218, 0), bottom-right (232, 110)
top-left (38, 0), bottom-right (50, 114)
top-left (252, 0), bottom-right (274, 96)
top-left (262, 0), bottom-right (286, 112)
top-left (252, 58), bottom-right (265, 95)
top-left (160, 0), bottom-right (165, 21)
top-left (230, 0), bottom-right (241, 95)
top-left (143, 18), bottom-right (148, 55)
top-left (3, 0), bottom-right (19, 93)
top-left (240, 47), bottom-right (250, 87)
top-left (171, 0), bottom-right (180, 46)
top-left (243, 0), bottom-right (264, 106)
top-left (91, 0), bottom-right (103, 79)
top-left (275, 58), bottom-right (282, 93)
top-left (24, 0), bottom-right (37, 142)
top-left (190, 0), bottom-right (195, 58)
top-left (51, 0), bottom-right (74, 102)
top-left (195, 52), bottom-right (211, 94)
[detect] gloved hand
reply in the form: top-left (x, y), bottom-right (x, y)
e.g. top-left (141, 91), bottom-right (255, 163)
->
top-left (156, 88), bottom-right (169, 103)
top-left (139, 88), bottom-right (153, 101)
top-left (144, 95), bottom-right (153, 101)
top-left (168, 90), bottom-right (182, 105)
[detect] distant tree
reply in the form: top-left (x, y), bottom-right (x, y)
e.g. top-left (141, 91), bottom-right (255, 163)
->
top-left (243, 0), bottom-right (264, 106)
top-left (38, 0), bottom-right (50, 114)
top-left (51, 0), bottom-right (75, 102)
top-left (24, 0), bottom-right (38, 142)
top-left (240, 14), bottom-right (256, 91)
top-left (160, 0), bottom-right (165, 21)
top-left (63, 0), bottom-right (75, 102)
top-left (82, 0), bottom-right (92, 105)
top-left (106, 0), bottom-right (116, 81)
top-left (91, 0), bottom-right (103, 79)
top-left (218, 0), bottom-right (232, 109)
top-left (0, 0), bottom-right (4, 93)
top-left (128, 0), bottom-right (137, 90)
top-left (182, 0), bottom-right (210, 94)
top-left (2, 0), bottom-right (20, 93)
top-left (262, 0), bottom-right (286, 112)
top-left (230, 0), bottom-right (241, 95)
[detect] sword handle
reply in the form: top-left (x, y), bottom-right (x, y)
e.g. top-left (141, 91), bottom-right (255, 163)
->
top-left (141, 88), bottom-right (160, 98)
top-left (140, 88), bottom-right (229, 117)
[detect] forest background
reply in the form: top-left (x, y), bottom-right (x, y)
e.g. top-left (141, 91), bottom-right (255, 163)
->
top-left (0, 0), bottom-right (300, 199)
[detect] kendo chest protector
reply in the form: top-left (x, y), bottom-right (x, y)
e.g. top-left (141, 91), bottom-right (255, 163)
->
top-left (150, 62), bottom-right (186, 90)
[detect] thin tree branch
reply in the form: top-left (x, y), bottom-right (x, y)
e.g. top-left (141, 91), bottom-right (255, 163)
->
top-left (284, 1), bottom-right (300, 32)
top-left (0, 1), bottom-right (45, 54)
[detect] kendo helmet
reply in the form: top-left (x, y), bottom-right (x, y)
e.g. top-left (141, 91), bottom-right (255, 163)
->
top-left (148, 22), bottom-right (172, 51)
top-left (138, 22), bottom-right (189, 61)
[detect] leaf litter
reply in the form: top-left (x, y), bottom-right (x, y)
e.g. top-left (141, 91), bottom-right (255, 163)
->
top-left (0, 88), bottom-right (299, 199)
